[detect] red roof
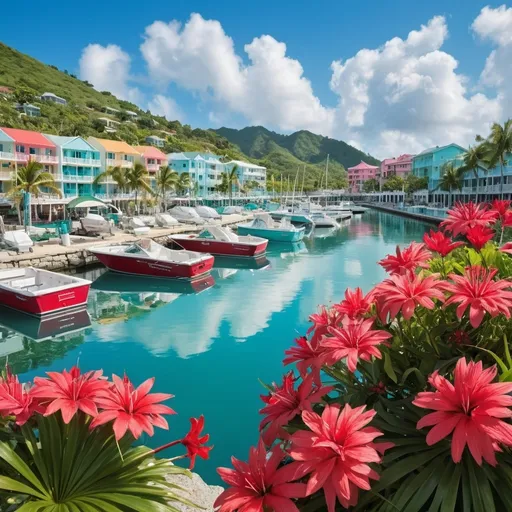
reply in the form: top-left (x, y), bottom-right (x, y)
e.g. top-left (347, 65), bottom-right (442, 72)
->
top-left (348, 160), bottom-right (379, 171)
top-left (0, 128), bottom-right (55, 148)
top-left (134, 145), bottom-right (167, 160)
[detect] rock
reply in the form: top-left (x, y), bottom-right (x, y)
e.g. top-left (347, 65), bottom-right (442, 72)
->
top-left (166, 472), bottom-right (223, 511)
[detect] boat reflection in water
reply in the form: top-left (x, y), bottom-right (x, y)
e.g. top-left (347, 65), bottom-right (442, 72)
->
top-left (266, 241), bottom-right (308, 259)
top-left (213, 254), bottom-right (271, 271)
top-left (311, 227), bottom-right (338, 239)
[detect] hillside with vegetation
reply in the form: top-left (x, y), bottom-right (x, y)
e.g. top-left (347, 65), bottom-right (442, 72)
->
top-left (0, 42), bottom-right (354, 189)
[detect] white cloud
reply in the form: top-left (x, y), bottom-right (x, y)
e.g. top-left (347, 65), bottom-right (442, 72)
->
top-left (140, 13), bottom-right (333, 135)
top-left (148, 94), bottom-right (182, 120)
top-left (472, 5), bottom-right (512, 46)
top-left (329, 16), bottom-right (501, 157)
top-left (79, 44), bottom-right (142, 104)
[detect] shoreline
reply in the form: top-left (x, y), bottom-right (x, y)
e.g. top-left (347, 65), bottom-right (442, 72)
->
top-left (364, 204), bottom-right (442, 225)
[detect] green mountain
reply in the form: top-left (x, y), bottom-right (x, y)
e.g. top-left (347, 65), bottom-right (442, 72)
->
top-left (215, 125), bottom-right (380, 176)
top-left (0, 42), bottom-right (372, 190)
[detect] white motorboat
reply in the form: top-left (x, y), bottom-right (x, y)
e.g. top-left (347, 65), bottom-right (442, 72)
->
top-left (271, 209), bottom-right (314, 225)
top-left (339, 201), bottom-right (368, 214)
top-left (195, 205), bottom-right (221, 220)
top-left (1, 229), bottom-right (34, 253)
top-left (310, 212), bottom-right (340, 228)
top-left (155, 213), bottom-right (179, 227)
top-left (80, 214), bottom-right (113, 236)
top-left (222, 206), bottom-right (244, 215)
top-left (238, 213), bottom-right (305, 242)
top-left (138, 215), bottom-right (156, 227)
top-left (168, 206), bottom-right (205, 225)
top-left (126, 217), bottom-right (151, 236)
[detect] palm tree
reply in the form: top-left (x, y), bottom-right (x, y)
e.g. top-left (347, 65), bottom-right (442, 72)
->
top-left (9, 159), bottom-right (61, 228)
top-left (436, 161), bottom-right (464, 206)
top-left (480, 119), bottom-right (512, 199)
top-left (267, 175), bottom-right (277, 197)
top-left (227, 165), bottom-right (240, 205)
top-left (215, 173), bottom-right (229, 194)
top-left (176, 173), bottom-right (191, 197)
top-left (156, 165), bottom-right (179, 211)
top-left (93, 166), bottom-right (127, 208)
top-left (457, 144), bottom-right (489, 202)
top-left (125, 163), bottom-right (153, 213)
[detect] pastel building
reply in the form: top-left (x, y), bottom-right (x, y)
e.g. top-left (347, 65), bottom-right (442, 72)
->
top-left (145, 135), bottom-right (166, 148)
top-left (168, 152), bottom-right (226, 196)
top-left (40, 92), bottom-right (67, 106)
top-left (347, 161), bottom-right (380, 192)
top-left (44, 135), bottom-right (101, 198)
top-left (225, 160), bottom-right (267, 192)
top-left (88, 138), bottom-right (138, 197)
top-left (0, 127), bottom-right (58, 193)
top-left (134, 145), bottom-right (167, 191)
top-left (412, 144), bottom-right (466, 191)
top-left (380, 154), bottom-right (414, 179)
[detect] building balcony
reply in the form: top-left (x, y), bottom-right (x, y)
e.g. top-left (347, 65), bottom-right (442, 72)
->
top-left (147, 163), bottom-right (160, 172)
top-left (34, 154), bottom-right (59, 164)
top-left (106, 158), bottom-right (134, 169)
top-left (15, 153), bottom-right (29, 163)
top-left (0, 151), bottom-right (15, 162)
top-left (61, 174), bottom-right (94, 183)
top-left (0, 171), bottom-right (12, 180)
top-left (62, 156), bottom-right (101, 167)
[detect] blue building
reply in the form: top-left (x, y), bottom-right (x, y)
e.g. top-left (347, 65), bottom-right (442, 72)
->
top-left (412, 144), bottom-right (466, 191)
top-left (44, 135), bottom-right (101, 198)
top-left (145, 135), bottom-right (166, 148)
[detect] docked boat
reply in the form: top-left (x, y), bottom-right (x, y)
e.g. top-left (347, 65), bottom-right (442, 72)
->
top-left (222, 206), bottom-right (244, 215)
top-left (138, 215), bottom-right (156, 227)
top-left (195, 205), bottom-right (221, 220)
top-left (169, 206), bottom-right (205, 225)
top-left (80, 213), bottom-right (113, 236)
top-left (125, 217), bottom-right (151, 235)
top-left (0, 267), bottom-right (91, 316)
top-left (170, 226), bottom-right (268, 257)
top-left (155, 213), bottom-right (179, 227)
top-left (89, 239), bottom-right (214, 279)
top-left (237, 213), bottom-right (305, 242)
top-left (339, 201), bottom-right (368, 214)
top-left (1, 229), bottom-right (34, 253)
top-left (310, 212), bottom-right (340, 228)
top-left (271, 209), bottom-right (313, 225)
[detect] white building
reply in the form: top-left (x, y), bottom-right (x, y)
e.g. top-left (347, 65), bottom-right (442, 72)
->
top-left (40, 92), bottom-right (67, 105)
top-left (225, 160), bottom-right (267, 192)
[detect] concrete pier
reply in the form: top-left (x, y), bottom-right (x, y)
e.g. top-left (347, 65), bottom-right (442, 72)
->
top-left (0, 214), bottom-right (251, 272)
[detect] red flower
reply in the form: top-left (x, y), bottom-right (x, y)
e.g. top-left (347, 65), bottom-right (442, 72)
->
top-left (289, 404), bottom-right (392, 511)
top-left (440, 201), bottom-right (497, 236)
top-left (465, 225), bottom-right (495, 251)
top-left (283, 335), bottom-right (325, 382)
top-left (413, 358), bottom-right (512, 466)
top-left (31, 366), bottom-right (109, 424)
top-left (333, 287), bottom-right (375, 319)
top-left (491, 199), bottom-right (511, 222)
top-left (504, 211), bottom-right (512, 228)
top-left (259, 372), bottom-right (332, 445)
top-left (90, 374), bottom-right (175, 440)
top-left (375, 273), bottom-right (445, 321)
top-left (379, 242), bottom-right (431, 276)
top-left (501, 242), bottom-right (512, 255)
top-left (215, 439), bottom-right (307, 512)
top-left (423, 229), bottom-right (464, 257)
top-left (322, 318), bottom-right (392, 373)
top-left (307, 306), bottom-right (341, 341)
top-left (181, 416), bottom-right (212, 470)
top-left (442, 266), bottom-right (512, 328)
top-left (449, 330), bottom-right (471, 345)
top-left (0, 368), bottom-right (43, 425)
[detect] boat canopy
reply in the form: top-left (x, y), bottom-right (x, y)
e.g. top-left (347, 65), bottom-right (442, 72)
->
top-left (66, 195), bottom-right (109, 209)
top-left (198, 226), bottom-right (238, 242)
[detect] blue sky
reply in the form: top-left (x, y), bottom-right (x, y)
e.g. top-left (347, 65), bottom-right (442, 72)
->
top-left (2, 1), bottom-right (511, 157)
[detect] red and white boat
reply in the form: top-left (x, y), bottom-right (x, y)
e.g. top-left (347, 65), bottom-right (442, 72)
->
top-left (170, 226), bottom-right (268, 257)
top-left (0, 268), bottom-right (91, 316)
top-left (89, 239), bottom-right (214, 279)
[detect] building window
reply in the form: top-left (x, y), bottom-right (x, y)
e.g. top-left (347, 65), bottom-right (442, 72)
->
top-left (107, 152), bottom-right (115, 160)
top-left (183, 163), bottom-right (187, 168)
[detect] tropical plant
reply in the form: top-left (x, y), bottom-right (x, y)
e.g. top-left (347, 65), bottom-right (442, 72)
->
top-left (436, 161), bottom-right (464, 206)
top-left (176, 172), bottom-right (191, 197)
top-left (458, 143), bottom-right (489, 202)
top-left (9, 159), bottom-right (62, 227)
top-left (382, 175), bottom-right (404, 192)
top-left (215, 172), bottom-right (229, 194)
top-left (156, 165), bottom-right (179, 211)
top-left (363, 177), bottom-right (379, 193)
top-left (216, 200), bottom-right (512, 512)
top-left (93, 165), bottom-right (127, 208)
top-left (0, 367), bottom-right (212, 511)
top-left (226, 165), bottom-right (240, 205)
top-left (404, 174), bottom-right (429, 194)
top-left (125, 162), bottom-right (153, 213)
top-left (480, 120), bottom-right (512, 199)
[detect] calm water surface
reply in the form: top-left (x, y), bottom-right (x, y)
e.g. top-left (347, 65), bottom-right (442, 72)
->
top-left (0, 210), bottom-right (430, 484)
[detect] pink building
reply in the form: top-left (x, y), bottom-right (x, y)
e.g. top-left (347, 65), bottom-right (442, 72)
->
top-left (347, 161), bottom-right (379, 192)
top-left (380, 154), bottom-right (414, 179)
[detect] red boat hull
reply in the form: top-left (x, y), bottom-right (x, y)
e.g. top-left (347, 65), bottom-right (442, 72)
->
top-left (0, 284), bottom-right (90, 316)
top-left (171, 237), bottom-right (267, 257)
top-left (94, 252), bottom-right (215, 279)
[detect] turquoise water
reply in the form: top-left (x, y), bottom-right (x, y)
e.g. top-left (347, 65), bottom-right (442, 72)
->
top-left (399, 205), bottom-right (448, 219)
top-left (0, 210), bottom-right (430, 484)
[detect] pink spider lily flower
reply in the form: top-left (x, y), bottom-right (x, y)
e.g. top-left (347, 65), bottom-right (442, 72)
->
top-left (0, 367), bottom-right (43, 425)
top-left (289, 404), bottom-right (392, 512)
top-left (215, 439), bottom-right (307, 512)
top-left (465, 225), bottom-right (495, 251)
top-left (90, 374), bottom-right (175, 440)
top-left (322, 318), bottom-right (392, 373)
top-left (491, 199), bottom-right (511, 223)
top-left (374, 273), bottom-right (445, 321)
top-left (259, 372), bottom-right (332, 445)
top-left (307, 306), bottom-right (341, 342)
top-left (333, 287), bottom-right (375, 319)
top-left (181, 415), bottom-right (212, 470)
top-left (283, 335), bottom-right (325, 384)
top-left (423, 229), bottom-right (464, 257)
top-left (440, 201), bottom-right (497, 236)
top-left (441, 266), bottom-right (512, 328)
top-left (379, 242), bottom-right (431, 276)
top-left (500, 242), bottom-right (512, 255)
top-left (31, 366), bottom-right (109, 424)
top-left (413, 358), bottom-right (512, 466)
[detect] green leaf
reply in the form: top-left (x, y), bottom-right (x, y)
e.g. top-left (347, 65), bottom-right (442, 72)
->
top-left (383, 352), bottom-right (398, 383)
top-left (439, 464), bottom-right (461, 512)
top-left (0, 476), bottom-right (47, 499)
top-left (400, 367), bottom-right (426, 387)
